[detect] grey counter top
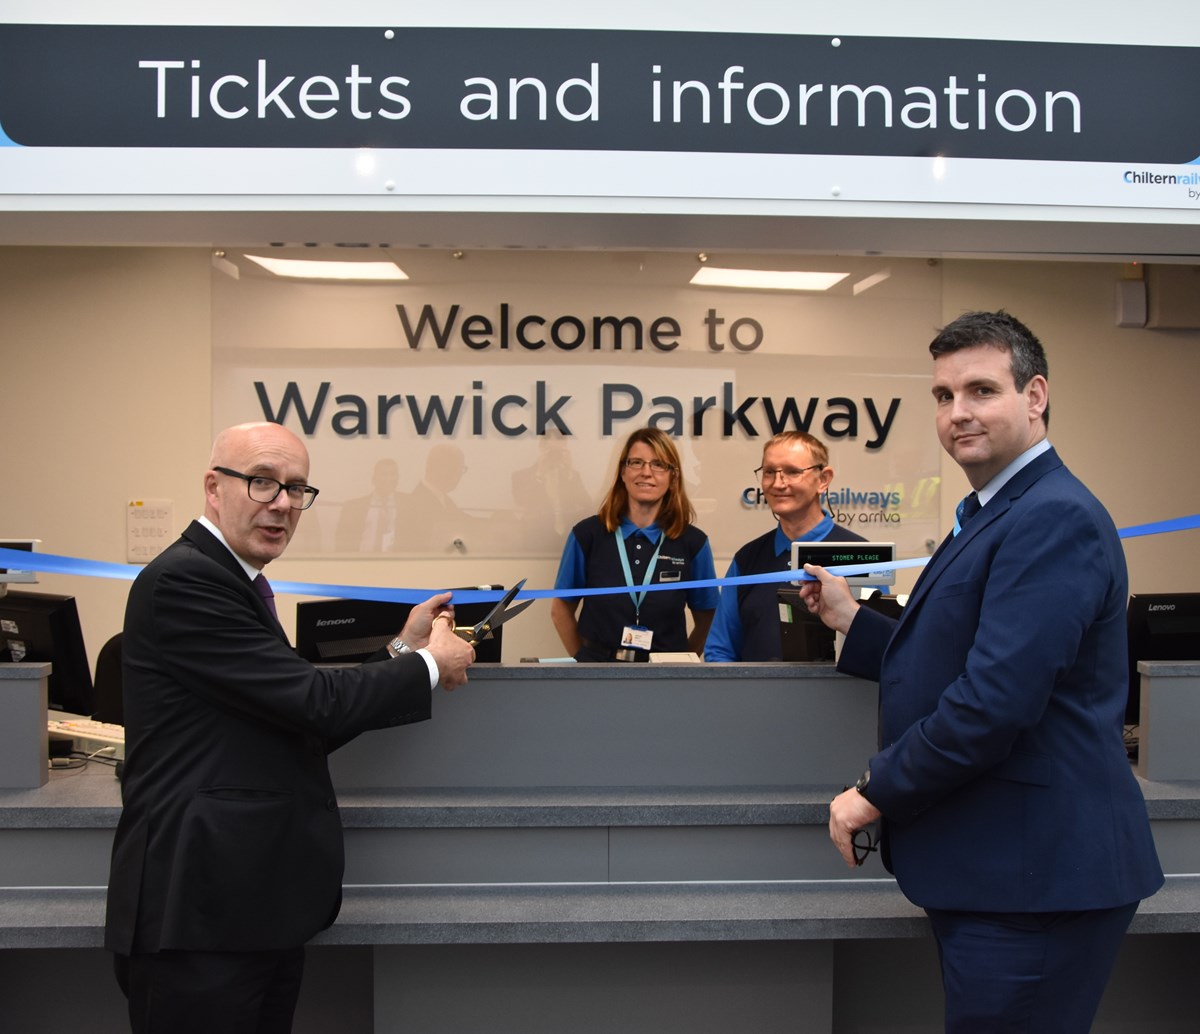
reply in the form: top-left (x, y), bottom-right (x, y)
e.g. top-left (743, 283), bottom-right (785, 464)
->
top-left (385, 661), bottom-right (851, 681)
top-left (0, 663), bottom-right (52, 679)
top-left (1138, 661), bottom-right (1200, 677)
top-left (6, 874), bottom-right (1200, 950)
top-left (4, 762), bottom-right (1200, 829)
top-left (6, 660), bottom-right (1199, 828)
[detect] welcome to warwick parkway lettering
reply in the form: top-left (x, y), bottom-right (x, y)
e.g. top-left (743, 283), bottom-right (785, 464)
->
top-left (254, 380), bottom-right (902, 449)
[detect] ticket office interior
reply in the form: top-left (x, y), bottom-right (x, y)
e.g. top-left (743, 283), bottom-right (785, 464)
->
top-left (2, 176), bottom-right (1200, 1034)
top-left (2, 213), bottom-right (1199, 666)
top-left (4, 10), bottom-right (1200, 1032)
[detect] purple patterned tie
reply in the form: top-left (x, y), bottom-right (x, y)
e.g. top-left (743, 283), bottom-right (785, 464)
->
top-left (253, 573), bottom-right (279, 622)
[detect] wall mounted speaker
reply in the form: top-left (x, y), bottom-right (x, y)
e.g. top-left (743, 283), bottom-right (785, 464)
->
top-left (1115, 279), bottom-right (1147, 328)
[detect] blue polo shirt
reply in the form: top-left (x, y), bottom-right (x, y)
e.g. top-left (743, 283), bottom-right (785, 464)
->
top-left (555, 515), bottom-right (719, 656)
top-left (704, 517), bottom-right (867, 662)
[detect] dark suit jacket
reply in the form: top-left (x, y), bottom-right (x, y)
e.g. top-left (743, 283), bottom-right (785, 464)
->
top-left (839, 448), bottom-right (1162, 913)
top-left (105, 521), bottom-right (432, 955)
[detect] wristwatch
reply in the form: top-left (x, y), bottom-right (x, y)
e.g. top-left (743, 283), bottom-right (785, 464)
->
top-left (854, 768), bottom-right (872, 801)
top-left (387, 636), bottom-right (412, 657)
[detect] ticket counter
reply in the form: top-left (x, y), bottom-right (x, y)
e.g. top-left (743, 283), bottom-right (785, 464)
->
top-left (2, 662), bottom-right (1199, 1033)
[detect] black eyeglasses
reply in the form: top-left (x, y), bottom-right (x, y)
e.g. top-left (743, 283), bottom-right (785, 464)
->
top-left (213, 466), bottom-right (320, 510)
top-left (755, 464), bottom-right (824, 483)
top-left (624, 457), bottom-right (674, 473)
top-left (851, 828), bottom-right (878, 867)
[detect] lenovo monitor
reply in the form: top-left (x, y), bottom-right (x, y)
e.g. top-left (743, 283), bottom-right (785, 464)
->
top-left (296, 590), bottom-right (506, 665)
top-left (1126, 592), bottom-right (1200, 727)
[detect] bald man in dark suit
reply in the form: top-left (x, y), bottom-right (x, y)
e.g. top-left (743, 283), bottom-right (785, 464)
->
top-left (105, 422), bottom-right (475, 1033)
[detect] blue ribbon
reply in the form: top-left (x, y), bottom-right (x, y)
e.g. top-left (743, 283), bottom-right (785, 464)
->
top-left (2, 511), bottom-right (1197, 604)
top-left (1117, 513), bottom-right (1200, 540)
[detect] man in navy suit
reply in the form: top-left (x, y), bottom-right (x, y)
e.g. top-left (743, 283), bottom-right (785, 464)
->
top-left (801, 312), bottom-right (1162, 1032)
top-left (106, 422), bottom-right (475, 1033)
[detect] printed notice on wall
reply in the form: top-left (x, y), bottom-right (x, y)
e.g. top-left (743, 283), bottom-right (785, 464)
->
top-left (126, 498), bottom-right (173, 564)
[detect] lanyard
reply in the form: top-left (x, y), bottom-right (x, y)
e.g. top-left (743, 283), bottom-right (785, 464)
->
top-left (614, 528), bottom-right (663, 621)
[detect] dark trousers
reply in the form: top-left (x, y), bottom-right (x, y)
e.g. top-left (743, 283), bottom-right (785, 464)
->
top-left (926, 902), bottom-right (1138, 1033)
top-left (114, 947), bottom-right (305, 1034)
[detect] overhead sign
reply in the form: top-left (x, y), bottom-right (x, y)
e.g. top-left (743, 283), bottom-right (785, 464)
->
top-left (2, 23), bottom-right (1197, 209)
top-left (2, 24), bottom-right (1198, 161)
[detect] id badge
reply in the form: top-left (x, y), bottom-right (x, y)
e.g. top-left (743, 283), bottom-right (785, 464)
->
top-left (621, 625), bottom-right (654, 651)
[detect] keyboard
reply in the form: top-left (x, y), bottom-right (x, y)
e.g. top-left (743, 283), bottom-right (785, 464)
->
top-left (48, 718), bottom-right (126, 757)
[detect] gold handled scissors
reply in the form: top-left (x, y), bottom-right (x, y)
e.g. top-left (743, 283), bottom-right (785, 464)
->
top-left (450, 579), bottom-right (533, 646)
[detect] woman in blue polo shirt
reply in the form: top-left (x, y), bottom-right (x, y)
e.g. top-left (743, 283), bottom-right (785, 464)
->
top-left (551, 427), bottom-right (718, 662)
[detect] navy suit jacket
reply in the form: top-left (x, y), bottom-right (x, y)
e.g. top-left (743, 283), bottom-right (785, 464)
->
top-left (105, 521), bottom-right (433, 955)
top-left (838, 448), bottom-right (1162, 913)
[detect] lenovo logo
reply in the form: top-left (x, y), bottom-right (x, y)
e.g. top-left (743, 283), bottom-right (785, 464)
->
top-left (315, 617), bottom-right (357, 627)
top-left (1147, 604), bottom-right (1176, 612)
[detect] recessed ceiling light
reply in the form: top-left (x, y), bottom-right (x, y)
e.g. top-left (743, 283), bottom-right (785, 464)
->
top-left (689, 267), bottom-right (849, 291)
top-left (243, 255), bottom-right (408, 281)
top-left (852, 270), bottom-right (892, 295)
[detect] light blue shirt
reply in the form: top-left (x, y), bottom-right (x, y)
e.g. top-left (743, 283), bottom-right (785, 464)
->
top-left (977, 438), bottom-right (1052, 508)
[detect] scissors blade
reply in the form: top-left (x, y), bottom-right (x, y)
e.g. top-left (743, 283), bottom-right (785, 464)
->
top-left (469, 579), bottom-right (527, 644)
top-left (482, 597), bottom-right (533, 633)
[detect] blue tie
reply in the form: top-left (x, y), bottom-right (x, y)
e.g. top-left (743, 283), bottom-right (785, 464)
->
top-left (954, 492), bottom-right (981, 536)
top-left (253, 573), bottom-right (279, 621)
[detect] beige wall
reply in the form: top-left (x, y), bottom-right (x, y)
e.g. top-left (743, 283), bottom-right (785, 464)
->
top-left (2, 247), bottom-right (1198, 666)
top-left (2, 247), bottom-right (213, 666)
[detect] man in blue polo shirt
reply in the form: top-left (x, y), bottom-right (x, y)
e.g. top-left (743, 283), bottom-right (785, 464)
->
top-left (704, 431), bottom-right (866, 661)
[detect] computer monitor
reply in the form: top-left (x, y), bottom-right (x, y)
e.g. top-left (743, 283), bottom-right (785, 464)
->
top-left (295, 589), bottom-right (507, 664)
top-left (0, 590), bottom-right (96, 715)
top-left (1126, 592), bottom-right (1200, 726)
